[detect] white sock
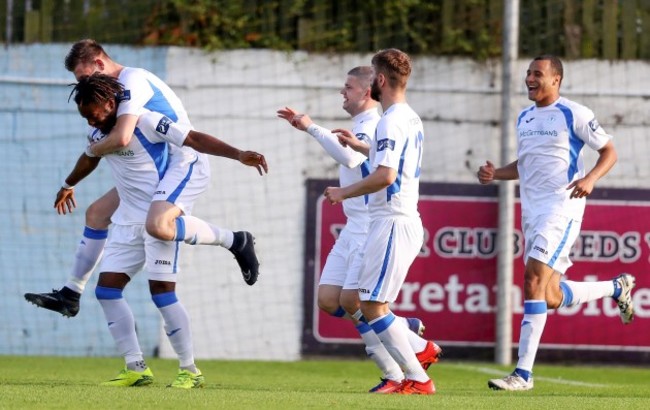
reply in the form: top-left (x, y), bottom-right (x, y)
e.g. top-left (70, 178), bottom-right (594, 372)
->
top-left (560, 280), bottom-right (615, 307)
top-left (95, 286), bottom-right (143, 364)
top-left (516, 300), bottom-right (548, 374)
top-left (396, 316), bottom-right (428, 352)
top-left (65, 227), bottom-right (108, 294)
top-left (174, 216), bottom-right (233, 248)
top-left (153, 292), bottom-right (195, 368)
top-left (356, 322), bottom-right (403, 382)
top-left (369, 312), bottom-right (429, 383)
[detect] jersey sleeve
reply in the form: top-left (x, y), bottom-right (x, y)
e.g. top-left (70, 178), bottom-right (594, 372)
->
top-left (116, 68), bottom-right (154, 118)
top-left (306, 123), bottom-right (368, 168)
top-left (572, 104), bottom-right (612, 150)
top-left (373, 118), bottom-right (404, 170)
top-left (85, 127), bottom-right (106, 157)
top-left (137, 111), bottom-right (193, 147)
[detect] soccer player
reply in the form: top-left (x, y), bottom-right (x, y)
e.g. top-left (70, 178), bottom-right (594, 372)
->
top-left (25, 39), bottom-right (260, 317)
top-left (324, 49), bottom-right (436, 395)
top-left (278, 66), bottom-right (439, 393)
top-left (68, 73), bottom-right (266, 387)
top-left (477, 55), bottom-right (635, 391)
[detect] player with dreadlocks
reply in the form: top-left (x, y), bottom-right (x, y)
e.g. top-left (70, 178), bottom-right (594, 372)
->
top-left (64, 73), bottom-right (268, 388)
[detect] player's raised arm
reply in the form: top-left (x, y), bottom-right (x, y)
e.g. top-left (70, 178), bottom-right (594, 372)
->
top-left (277, 107), bottom-right (367, 168)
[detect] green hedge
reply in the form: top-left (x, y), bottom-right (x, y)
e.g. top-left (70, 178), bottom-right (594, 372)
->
top-left (4, 0), bottom-right (649, 59)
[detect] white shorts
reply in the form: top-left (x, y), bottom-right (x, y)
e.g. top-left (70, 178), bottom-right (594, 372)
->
top-left (358, 217), bottom-right (424, 303)
top-left (98, 224), bottom-right (181, 282)
top-left (523, 213), bottom-right (581, 274)
top-left (152, 155), bottom-right (210, 216)
top-left (319, 228), bottom-right (365, 290)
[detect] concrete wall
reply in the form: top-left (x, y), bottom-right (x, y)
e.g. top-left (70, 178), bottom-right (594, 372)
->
top-left (1, 44), bottom-right (648, 360)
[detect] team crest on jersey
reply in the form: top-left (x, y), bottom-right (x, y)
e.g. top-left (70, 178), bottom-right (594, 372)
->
top-left (156, 116), bottom-right (172, 134)
top-left (588, 118), bottom-right (600, 131)
top-left (377, 139), bottom-right (395, 152)
top-left (116, 89), bottom-right (131, 103)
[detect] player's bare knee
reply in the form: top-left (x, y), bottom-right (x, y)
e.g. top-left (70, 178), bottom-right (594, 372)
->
top-left (85, 202), bottom-right (112, 230)
top-left (339, 293), bottom-right (360, 315)
top-left (317, 296), bottom-right (339, 316)
top-left (145, 219), bottom-right (175, 241)
top-left (546, 288), bottom-right (563, 309)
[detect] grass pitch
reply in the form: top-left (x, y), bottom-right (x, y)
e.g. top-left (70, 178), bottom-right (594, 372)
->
top-left (1, 356), bottom-right (649, 409)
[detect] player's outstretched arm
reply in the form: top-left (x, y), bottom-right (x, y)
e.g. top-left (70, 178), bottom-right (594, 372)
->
top-left (278, 107), bottom-right (365, 168)
top-left (277, 107), bottom-right (312, 131)
top-left (54, 152), bottom-right (102, 215)
top-left (183, 130), bottom-right (268, 175)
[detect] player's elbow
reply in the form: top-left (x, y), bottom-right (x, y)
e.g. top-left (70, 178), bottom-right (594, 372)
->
top-left (115, 135), bottom-right (132, 148)
top-left (341, 157), bottom-right (363, 169)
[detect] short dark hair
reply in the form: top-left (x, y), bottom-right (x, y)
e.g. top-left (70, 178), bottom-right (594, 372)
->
top-left (347, 66), bottom-right (374, 89)
top-left (533, 54), bottom-right (564, 81)
top-left (64, 39), bottom-right (109, 72)
top-left (70, 73), bottom-right (124, 107)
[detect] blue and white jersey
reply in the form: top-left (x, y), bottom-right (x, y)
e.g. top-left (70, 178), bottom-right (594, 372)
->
top-left (368, 103), bottom-right (424, 220)
top-left (516, 96), bottom-right (612, 220)
top-left (87, 111), bottom-right (200, 225)
top-left (117, 67), bottom-right (190, 126)
top-left (307, 108), bottom-right (379, 234)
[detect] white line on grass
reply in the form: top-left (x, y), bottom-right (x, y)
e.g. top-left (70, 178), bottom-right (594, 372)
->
top-left (451, 364), bottom-right (609, 388)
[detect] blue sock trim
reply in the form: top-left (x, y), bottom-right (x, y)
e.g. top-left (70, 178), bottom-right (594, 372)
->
top-left (83, 226), bottom-right (108, 240)
top-left (514, 368), bottom-right (532, 381)
top-left (331, 307), bottom-right (346, 317)
top-left (612, 279), bottom-right (622, 300)
top-left (356, 322), bottom-right (373, 334)
top-left (559, 282), bottom-right (573, 307)
top-left (174, 218), bottom-right (185, 242)
top-left (95, 286), bottom-right (123, 300)
top-left (152, 291), bottom-right (178, 308)
top-left (523, 300), bottom-right (547, 314)
top-left (369, 312), bottom-right (396, 334)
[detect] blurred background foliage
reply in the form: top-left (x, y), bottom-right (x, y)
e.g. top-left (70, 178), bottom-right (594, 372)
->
top-left (3, 0), bottom-right (649, 59)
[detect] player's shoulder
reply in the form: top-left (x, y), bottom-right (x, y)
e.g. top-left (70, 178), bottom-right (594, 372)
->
top-left (118, 66), bottom-right (162, 85)
top-left (555, 96), bottom-right (594, 118)
top-left (137, 109), bottom-right (165, 128)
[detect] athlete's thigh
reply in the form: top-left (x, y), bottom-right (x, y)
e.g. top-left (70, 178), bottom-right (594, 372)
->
top-left (99, 224), bottom-right (146, 278)
top-left (319, 229), bottom-right (354, 287)
top-left (342, 232), bottom-right (366, 290)
top-left (144, 231), bottom-right (181, 283)
top-left (87, 187), bottom-right (120, 228)
top-left (359, 218), bottom-right (423, 303)
top-left (153, 157), bottom-right (210, 216)
top-left (524, 213), bottom-right (581, 274)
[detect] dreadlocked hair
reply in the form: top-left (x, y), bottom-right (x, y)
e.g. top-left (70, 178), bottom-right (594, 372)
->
top-left (69, 73), bottom-right (124, 107)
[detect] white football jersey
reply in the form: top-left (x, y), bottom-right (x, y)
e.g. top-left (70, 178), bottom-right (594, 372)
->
top-left (516, 96), bottom-right (612, 220)
top-left (368, 103), bottom-right (424, 220)
top-left (87, 111), bottom-right (201, 225)
top-left (117, 67), bottom-right (190, 126)
top-left (307, 108), bottom-right (379, 234)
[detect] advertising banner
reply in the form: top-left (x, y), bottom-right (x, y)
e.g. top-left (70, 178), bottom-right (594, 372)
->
top-left (303, 180), bottom-right (650, 354)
